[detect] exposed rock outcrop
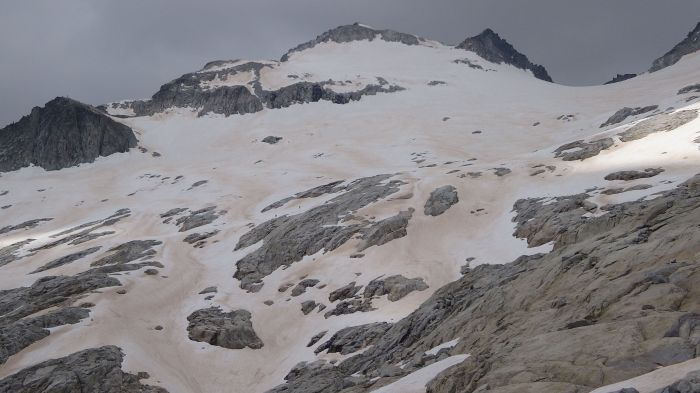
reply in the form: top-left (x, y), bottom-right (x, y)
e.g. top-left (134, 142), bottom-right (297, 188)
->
top-left (650, 22), bottom-right (700, 72)
top-left (604, 73), bottom-right (637, 85)
top-left (234, 175), bottom-right (405, 291)
top-left (554, 138), bottom-right (614, 161)
top-left (186, 307), bottom-right (263, 350)
top-left (0, 346), bottom-right (167, 392)
top-left (424, 185), bottom-right (459, 216)
top-left (604, 168), bottom-right (664, 181)
top-left (600, 106), bottom-right (658, 128)
top-left (457, 29), bottom-right (552, 82)
top-left (268, 173), bottom-right (700, 393)
top-left (617, 110), bottom-right (698, 142)
top-left (357, 208), bottom-right (414, 251)
top-left (363, 275), bottom-right (429, 301)
top-left (314, 323), bottom-right (391, 355)
top-left (0, 97), bottom-right (137, 172)
top-left (281, 23), bottom-right (422, 62)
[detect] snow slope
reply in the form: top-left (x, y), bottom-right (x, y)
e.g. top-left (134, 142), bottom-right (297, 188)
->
top-left (2, 31), bottom-right (700, 393)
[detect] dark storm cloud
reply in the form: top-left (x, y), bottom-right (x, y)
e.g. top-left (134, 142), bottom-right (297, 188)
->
top-left (2, 0), bottom-right (700, 126)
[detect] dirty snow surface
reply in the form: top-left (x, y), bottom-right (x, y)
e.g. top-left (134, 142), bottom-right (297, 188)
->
top-left (2, 34), bottom-right (700, 393)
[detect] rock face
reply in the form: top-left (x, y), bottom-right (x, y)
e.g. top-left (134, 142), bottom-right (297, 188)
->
top-left (108, 61), bottom-right (403, 119)
top-left (600, 106), bottom-right (658, 128)
top-left (281, 23), bottom-right (422, 62)
top-left (0, 97), bottom-right (137, 172)
top-left (604, 168), bottom-right (664, 181)
top-left (234, 175), bottom-right (405, 291)
top-left (267, 173), bottom-right (700, 393)
top-left (457, 29), bottom-right (552, 82)
top-left (0, 346), bottom-right (167, 392)
top-left (363, 275), bottom-right (428, 301)
top-left (650, 22), bottom-right (700, 72)
top-left (314, 322), bottom-right (391, 355)
top-left (424, 185), bottom-right (459, 216)
top-left (187, 307), bottom-right (263, 350)
top-left (357, 208), bottom-right (414, 251)
top-left (617, 110), bottom-right (698, 142)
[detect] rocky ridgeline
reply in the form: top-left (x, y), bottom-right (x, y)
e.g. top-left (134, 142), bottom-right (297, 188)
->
top-left (456, 28), bottom-right (552, 82)
top-left (650, 21), bottom-right (700, 72)
top-left (0, 97), bottom-right (137, 172)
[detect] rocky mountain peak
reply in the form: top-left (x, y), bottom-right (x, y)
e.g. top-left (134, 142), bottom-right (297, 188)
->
top-left (0, 97), bottom-right (137, 172)
top-left (650, 21), bottom-right (700, 72)
top-left (280, 23), bottom-right (423, 61)
top-left (457, 28), bottom-right (553, 82)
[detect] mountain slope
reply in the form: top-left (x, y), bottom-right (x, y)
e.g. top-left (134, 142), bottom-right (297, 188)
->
top-left (1, 21), bottom-right (700, 393)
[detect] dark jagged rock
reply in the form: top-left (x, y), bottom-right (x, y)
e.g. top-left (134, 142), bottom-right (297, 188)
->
top-left (604, 73), bottom-right (638, 85)
top-left (91, 240), bottom-right (161, 266)
top-left (493, 167), bottom-right (512, 176)
top-left (0, 97), bottom-right (137, 172)
top-left (604, 168), bottom-right (664, 181)
top-left (0, 218), bottom-right (53, 235)
top-left (600, 106), bottom-right (659, 128)
top-left (301, 300), bottom-right (318, 315)
top-left (268, 173), bottom-right (700, 393)
top-left (0, 346), bottom-right (167, 392)
top-left (424, 185), bottom-right (459, 216)
top-left (0, 239), bottom-right (35, 268)
top-left (617, 110), bottom-right (698, 142)
top-left (457, 29), bottom-right (552, 82)
top-left (323, 298), bottom-right (374, 319)
top-left (262, 136), bottom-right (283, 144)
top-left (31, 246), bottom-right (101, 273)
top-left (363, 275), bottom-right (428, 301)
top-left (281, 23), bottom-right (422, 62)
top-left (328, 282), bottom-right (363, 302)
top-left (291, 279), bottom-right (320, 297)
top-left (307, 331), bottom-right (327, 347)
top-left (187, 307), bottom-right (263, 349)
top-left (234, 175), bottom-right (404, 291)
top-left (261, 180), bottom-right (345, 212)
top-left (31, 208), bottom-right (131, 252)
top-left (315, 323), bottom-right (391, 355)
top-left (554, 138), bottom-right (614, 161)
top-left (679, 84), bottom-right (700, 95)
top-left (0, 307), bottom-right (90, 364)
top-left (183, 230), bottom-right (219, 245)
top-left (650, 22), bottom-right (700, 72)
top-left (512, 193), bottom-right (595, 247)
top-left (357, 208), bottom-right (414, 251)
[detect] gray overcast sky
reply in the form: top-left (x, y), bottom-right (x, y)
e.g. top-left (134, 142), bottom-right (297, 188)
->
top-left (2, 0), bottom-right (700, 127)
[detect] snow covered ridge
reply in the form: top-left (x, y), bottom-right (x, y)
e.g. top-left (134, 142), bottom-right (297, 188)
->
top-left (3, 19), bottom-right (700, 393)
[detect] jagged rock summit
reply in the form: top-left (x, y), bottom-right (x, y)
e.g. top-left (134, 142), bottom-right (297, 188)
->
top-left (0, 97), bottom-right (137, 172)
top-left (650, 21), bottom-right (700, 72)
top-left (281, 22), bottom-right (423, 61)
top-left (457, 28), bottom-right (553, 82)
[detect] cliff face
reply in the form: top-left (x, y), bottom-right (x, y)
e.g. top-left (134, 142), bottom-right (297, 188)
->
top-left (0, 97), bottom-right (137, 172)
top-left (457, 28), bottom-right (553, 82)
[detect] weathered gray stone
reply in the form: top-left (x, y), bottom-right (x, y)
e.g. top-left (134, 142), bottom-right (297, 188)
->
top-left (554, 138), bottom-right (615, 161)
top-left (0, 346), bottom-right (167, 392)
top-left (31, 246), bottom-right (101, 273)
top-left (357, 208), bottom-right (413, 251)
top-left (262, 136), bottom-right (283, 144)
top-left (329, 282), bottom-right (363, 302)
top-left (363, 275), bottom-right (428, 301)
top-left (91, 240), bottom-right (161, 266)
top-left (301, 300), bottom-right (318, 315)
top-left (0, 97), bottom-right (137, 172)
top-left (234, 175), bottom-right (404, 290)
top-left (186, 307), bottom-right (263, 349)
top-left (424, 186), bottom-right (459, 216)
top-left (291, 279), bottom-right (320, 297)
top-left (315, 323), bottom-right (391, 355)
top-left (0, 218), bottom-right (53, 235)
top-left (679, 84), bottom-right (700, 95)
top-left (600, 106), bottom-right (658, 128)
top-left (604, 74), bottom-right (637, 85)
top-left (175, 206), bottom-right (225, 232)
top-left (604, 168), bottom-right (664, 181)
top-left (617, 110), bottom-right (698, 142)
